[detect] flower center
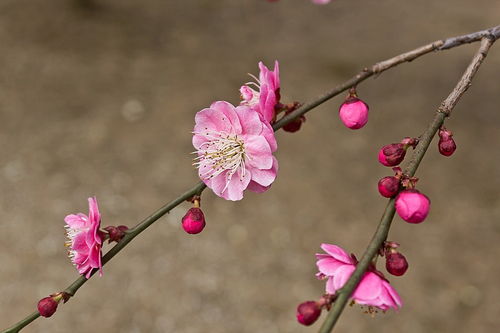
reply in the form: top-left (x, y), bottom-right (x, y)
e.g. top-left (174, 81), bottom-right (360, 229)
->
top-left (64, 225), bottom-right (87, 262)
top-left (194, 131), bottom-right (248, 191)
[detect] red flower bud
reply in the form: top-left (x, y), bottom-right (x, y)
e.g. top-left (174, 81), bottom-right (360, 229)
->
top-left (103, 225), bottom-right (129, 243)
top-left (378, 143), bottom-right (406, 167)
top-left (296, 301), bottom-right (321, 326)
top-left (182, 207), bottom-right (206, 234)
top-left (385, 252), bottom-right (409, 276)
top-left (37, 297), bottom-right (59, 318)
top-left (438, 127), bottom-right (456, 157)
top-left (378, 176), bottom-right (400, 198)
top-left (339, 97), bottom-right (369, 129)
top-left (395, 189), bottom-right (430, 223)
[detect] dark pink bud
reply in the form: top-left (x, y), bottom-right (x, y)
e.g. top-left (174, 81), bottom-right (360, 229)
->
top-left (339, 97), bottom-right (369, 129)
top-left (103, 225), bottom-right (129, 243)
top-left (386, 252), bottom-right (409, 276)
top-left (378, 176), bottom-right (400, 198)
top-left (438, 128), bottom-right (456, 157)
top-left (378, 143), bottom-right (406, 167)
top-left (395, 189), bottom-right (430, 223)
top-left (283, 113), bottom-right (306, 133)
top-left (37, 297), bottom-right (59, 318)
top-left (296, 301), bottom-right (321, 326)
top-left (182, 207), bottom-right (206, 234)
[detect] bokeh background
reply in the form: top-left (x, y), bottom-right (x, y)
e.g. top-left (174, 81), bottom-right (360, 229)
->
top-left (1, 0), bottom-right (499, 332)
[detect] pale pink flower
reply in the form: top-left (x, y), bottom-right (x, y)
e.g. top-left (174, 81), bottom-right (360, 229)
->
top-left (311, 0), bottom-right (332, 4)
top-left (64, 197), bottom-right (103, 278)
top-left (193, 101), bottom-right (278, 201)
top-left (316, 243), bottom-right (402, 311)
top-left (240, 61), bottom-right (280, 124)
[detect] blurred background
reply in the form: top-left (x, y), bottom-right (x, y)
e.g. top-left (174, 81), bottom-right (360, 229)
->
top-left (0, 0), bottom-right (499, 332)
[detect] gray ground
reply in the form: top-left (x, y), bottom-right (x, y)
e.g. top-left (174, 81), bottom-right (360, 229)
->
top-left (1, 0), bottom-right (499, 332)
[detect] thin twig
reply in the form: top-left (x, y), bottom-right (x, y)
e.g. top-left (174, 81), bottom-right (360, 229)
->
top-left (2, 26), bottom-right (498, 333)
top-left (317, 36), bottom-right (495, 333)
top-left (273, 24), bottom-right (499, 131)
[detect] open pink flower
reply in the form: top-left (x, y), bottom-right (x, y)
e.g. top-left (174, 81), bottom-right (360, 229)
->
top-left (316, 243), bottom-right (402, 311)
top-left (193, 101), bottom-right (278, 201)
top-left (64, 197), bottom-right (103, 278)
top-left (311, 0), bottom-right (332, 4)
top-left (240, 61), bottom-right (280, 124)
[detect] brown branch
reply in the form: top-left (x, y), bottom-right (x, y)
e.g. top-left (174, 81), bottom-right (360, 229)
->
top-left (273, 24), bottom-right (499, 131)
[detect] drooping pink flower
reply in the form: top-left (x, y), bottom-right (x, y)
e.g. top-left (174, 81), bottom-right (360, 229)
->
top-left (64, 197), bottom-right (103, 278)
top-left (316, 244), bottom-right (402, 311)
top-left (240, 61), bottom-right (280, 124)
top-left (193, 101), bottom-right (278, 201)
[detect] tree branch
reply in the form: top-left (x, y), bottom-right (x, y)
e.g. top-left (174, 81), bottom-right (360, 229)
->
top-left (3, 25), bottom-right (498, 333)
top-left (317, 36), bottom-right (496, 333)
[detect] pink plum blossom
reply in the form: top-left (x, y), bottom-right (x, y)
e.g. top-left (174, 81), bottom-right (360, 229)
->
top-left (64, 197), bottom-right (103, 278)
top-left (311, 0), bottom-right (332, 4)
top-left (316, 243), bottom-right (402, 311)
top-left (240, 61), bottom-right (280, 124)
top-left (193, 101), bottom-right (278, 201)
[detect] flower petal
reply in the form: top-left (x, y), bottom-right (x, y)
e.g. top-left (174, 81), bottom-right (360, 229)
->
top-left (352, 272), bottom-right (383, 302)
top-left (234, 105), bottom-right (263, 135)
top-left (332, 264), bottom-right (355, 290)
top-left (210, 101), bottom-right (242, 134)
top-left (64, 213), bottom-right (88, 228)
top-left (320, 244), bottom-right (354, 264)
top-left (244, 135), bottom-right (273, 169)
top-left (246, 180), bottom-right (270, 194)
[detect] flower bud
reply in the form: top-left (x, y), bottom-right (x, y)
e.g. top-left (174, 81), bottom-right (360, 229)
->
top-left (296, 301), bottom-right (321, 326)
top-left (339, 97), bottom-right (369, 129)
top-left (37, 297), bottom-right (59, 318)
top-left (182, 207), bottom-right (206, 234)
top-left (103, 225), bottom-right (129, 243)
top-left (378, 176), bottom-right (400, 198)
top-left (438, 127), bottom-right (456, 157)
top-left (395, 189), bottom-right (430, 223)
top-left (378, 143), bottom-right (406, 167)
top-left (385, 252), bottom-right (409, 276)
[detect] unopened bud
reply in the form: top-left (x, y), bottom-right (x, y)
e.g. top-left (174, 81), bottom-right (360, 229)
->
top-left (37, 297), bottom-right (59, 318)
top-left (378, 143), bottom-right (406, 167)
top-left (386, 252), bottom-right (409, 276)
top-left (438, 127), bottom-right (456, 157)
top-left (378, 176), bottom-right (400, 198)
top-left (182, 207), bottom-right (206, 234)
top-left (296, 301), bottom-right (321, 326)
top-left (339, 97), bottom-right (369, 130)
top-left (395, 189), bottom-right (430, 223)
top-left (103, 225), bottom-right (129, 243)
top-left (283, 103), bottom-right (306, 133)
